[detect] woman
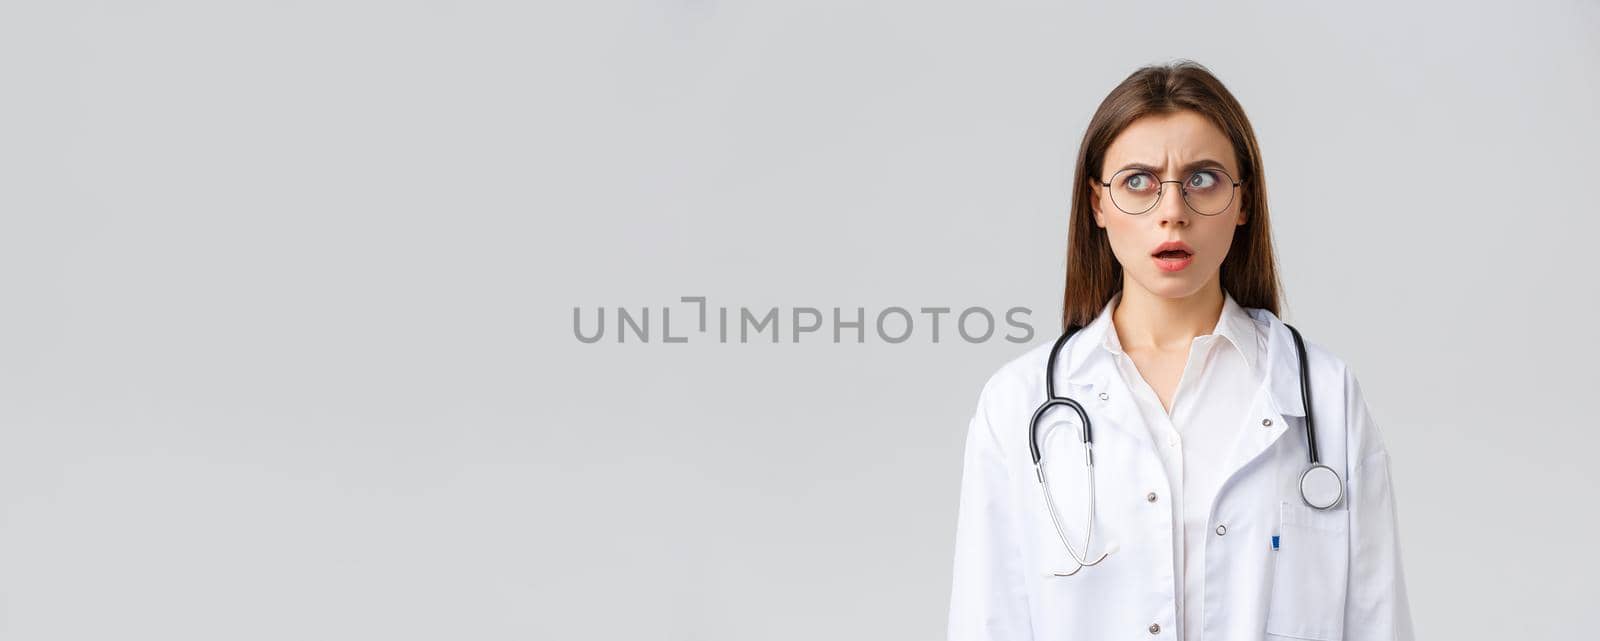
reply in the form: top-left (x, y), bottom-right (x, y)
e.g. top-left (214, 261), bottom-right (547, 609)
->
top-left (947, 61), bottom-right (1414, 641)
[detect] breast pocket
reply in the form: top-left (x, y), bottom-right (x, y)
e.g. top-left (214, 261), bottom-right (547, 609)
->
top-left (1265, 500), bottom-right (1350, 641)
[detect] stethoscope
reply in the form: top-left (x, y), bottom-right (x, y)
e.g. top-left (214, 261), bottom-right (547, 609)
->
top-left (1028, 320), bottom-right (1344, 576)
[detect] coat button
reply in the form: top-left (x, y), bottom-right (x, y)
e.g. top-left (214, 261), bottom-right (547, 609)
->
top-left (1099, 392), bottom-right (1109, 400)
top-left (1215, 524), bottom-right (1227, 536)
top-left (1262, 418), bottom-right (1273, 427)
top-left (1149, 623), bottom-right (1161, 634)
top-left (1147, 491), bottom-right (1158, 503)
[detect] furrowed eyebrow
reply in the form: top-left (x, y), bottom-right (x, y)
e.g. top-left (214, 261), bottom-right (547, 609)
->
top-left (1116, 159), bottom-right (1230, 175)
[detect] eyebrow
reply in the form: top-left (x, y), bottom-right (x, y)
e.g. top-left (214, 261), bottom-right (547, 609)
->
top-left (1115, 159), bottom-right (1230, 175)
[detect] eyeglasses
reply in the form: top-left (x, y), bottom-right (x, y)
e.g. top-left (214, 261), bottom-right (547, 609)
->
top-left (1095, 167), bottom-right (1244, 216)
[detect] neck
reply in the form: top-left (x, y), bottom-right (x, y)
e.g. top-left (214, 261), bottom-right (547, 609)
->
top-left (1112, 276), bottom-right (1226, 353)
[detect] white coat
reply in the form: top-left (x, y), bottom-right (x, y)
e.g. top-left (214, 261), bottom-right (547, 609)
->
top-left (947, 304), bottom-right (1414, 641)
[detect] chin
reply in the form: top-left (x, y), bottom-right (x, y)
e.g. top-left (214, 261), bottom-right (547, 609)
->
top-left (1131, 271), bottom-right (1214, 300)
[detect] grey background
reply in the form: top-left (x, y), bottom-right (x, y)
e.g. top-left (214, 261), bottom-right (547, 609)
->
top-left (2, 1), bottom-right (1597, 639)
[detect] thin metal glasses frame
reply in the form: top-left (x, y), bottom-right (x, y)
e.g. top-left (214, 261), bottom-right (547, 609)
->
top-left (1094, 167), bottom-right (1245, 216)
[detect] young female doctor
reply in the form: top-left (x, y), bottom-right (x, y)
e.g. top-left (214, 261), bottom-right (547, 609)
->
top-left (947, 61), bottom-right (1414, 641)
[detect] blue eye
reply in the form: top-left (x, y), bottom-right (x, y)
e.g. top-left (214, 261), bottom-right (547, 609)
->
top-left (1122, 172), bottom-right (1156, 192)
top-left (1187, 170), bottom-right (1219, 190)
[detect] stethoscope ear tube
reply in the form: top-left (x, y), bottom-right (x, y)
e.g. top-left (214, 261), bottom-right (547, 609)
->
top-left (1030, 326), bottom-right (1088, 466)
top-left (1029, 398), bottom-right (1092, 465)
top-left (1030, 322), bottom-right (1110, 574)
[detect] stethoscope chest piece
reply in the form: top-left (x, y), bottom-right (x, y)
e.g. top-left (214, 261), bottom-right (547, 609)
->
top-left (1299, 463), bottom-right (1344, 510)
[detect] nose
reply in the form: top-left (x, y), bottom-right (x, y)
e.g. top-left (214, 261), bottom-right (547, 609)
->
top-left (1154, 179), bottom-right (1191, 227)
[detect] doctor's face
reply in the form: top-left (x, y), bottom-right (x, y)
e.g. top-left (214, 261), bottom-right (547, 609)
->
top-left (1088, 110), bottom-right (1247, 300)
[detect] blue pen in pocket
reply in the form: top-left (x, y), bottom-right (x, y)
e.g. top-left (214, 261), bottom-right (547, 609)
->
top-left (1271, 535), bottom-right (1280, 551)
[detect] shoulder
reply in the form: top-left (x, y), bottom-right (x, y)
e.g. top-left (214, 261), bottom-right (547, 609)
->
top-left (1303, 333), bottom-right (1387, 461)
top-left (1247, 307), bottom-right (1354, 392)
top-left (1296, 329), bottom-right (1354, 394)
top-left (972, 339), bottom-right (1057, 414)
top-left (1289, 322), bottom-right (1391, 470)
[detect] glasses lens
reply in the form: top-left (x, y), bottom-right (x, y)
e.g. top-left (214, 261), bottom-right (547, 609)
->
top-left (1181, 169), bottom-right (1235, 215)
top-left (1108, 169), bottom-right (1159, 214)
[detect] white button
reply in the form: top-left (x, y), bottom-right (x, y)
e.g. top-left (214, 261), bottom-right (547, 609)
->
top-left (1098, 392), bottom-right (1109, 401)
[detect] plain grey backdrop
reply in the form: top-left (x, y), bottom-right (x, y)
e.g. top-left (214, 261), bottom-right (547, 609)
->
top-left (3, 1), bottom-right (1597, 639)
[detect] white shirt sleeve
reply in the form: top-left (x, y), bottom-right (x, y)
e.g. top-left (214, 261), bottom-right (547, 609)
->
top-left (948, 379), bottom-right (1034, 641)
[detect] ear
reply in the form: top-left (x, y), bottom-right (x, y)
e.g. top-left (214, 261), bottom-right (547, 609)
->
top-left (1088, 179), bottom-right (1106, 228)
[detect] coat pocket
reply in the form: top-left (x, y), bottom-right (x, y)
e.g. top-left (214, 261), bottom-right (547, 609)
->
top-left (1265, 500), bottom-right (1349, 640)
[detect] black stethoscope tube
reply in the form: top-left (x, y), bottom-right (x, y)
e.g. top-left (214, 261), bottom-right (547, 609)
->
top-left (1026, 315), bottom-right (1343, 575)
top-left (1029, 320), bottom-right (1328, 477)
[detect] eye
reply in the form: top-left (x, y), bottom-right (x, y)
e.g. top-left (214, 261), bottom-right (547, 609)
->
top-left (1121, 171), bottom-right (1157, 192)
top-left (1187, 170), bottom-right (1220, 190)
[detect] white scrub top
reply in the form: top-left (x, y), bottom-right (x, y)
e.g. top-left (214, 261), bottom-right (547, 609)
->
top-left (947, 295), bottom-right (1415, 641)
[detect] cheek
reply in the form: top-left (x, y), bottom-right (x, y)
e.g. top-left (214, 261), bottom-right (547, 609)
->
top-left (1199, 221), bottom-right (1241, 261)
top-left (1101, 219), bottom-right (1146, 265)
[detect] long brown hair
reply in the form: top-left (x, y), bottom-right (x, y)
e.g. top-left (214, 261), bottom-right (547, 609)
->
top-left (1061, 60), bottom-right (1282, 332)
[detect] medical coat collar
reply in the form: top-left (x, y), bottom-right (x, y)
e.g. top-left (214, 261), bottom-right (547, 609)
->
top-left (1053, 290), bottom-right (1307, 418)
top-left (1099, 289), bottom-right (1262, 375)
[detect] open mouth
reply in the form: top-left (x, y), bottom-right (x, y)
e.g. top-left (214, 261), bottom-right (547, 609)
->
top-left (1151, 243), bottom-right (1195, 272)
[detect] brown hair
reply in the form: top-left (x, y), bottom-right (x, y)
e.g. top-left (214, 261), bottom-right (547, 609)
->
top-left (1061, 59), bottom-right (1282, 332)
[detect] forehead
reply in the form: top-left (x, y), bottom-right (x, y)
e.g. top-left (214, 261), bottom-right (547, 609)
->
top-left (1103, 110), bottom-right (1236, 171)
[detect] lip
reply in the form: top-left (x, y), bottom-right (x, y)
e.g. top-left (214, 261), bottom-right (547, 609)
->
top-left (1151, 240), bottom-right (1195, 273)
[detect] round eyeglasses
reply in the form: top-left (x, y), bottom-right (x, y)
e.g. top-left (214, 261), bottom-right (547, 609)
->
top-left (1095, 167), bottom-right (1244, 216)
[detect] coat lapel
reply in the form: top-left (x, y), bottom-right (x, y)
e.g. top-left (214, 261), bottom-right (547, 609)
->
top-left (1066, 372), bottom-right (1154, 451)
top-left (1051, 293), bottom-right (1153, 451)
top-left (1049, 295), bottom-right (1311, 471)
top-left (1221, 308), bottom-right (1311, 476)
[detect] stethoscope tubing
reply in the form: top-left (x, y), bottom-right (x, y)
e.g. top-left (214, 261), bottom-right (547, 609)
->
top-left (1027, 314), bottom-right (1342, 574)
top-left (1031, 321), bottom-right (1324, 467)
top-left (1285, 323), bottom-right (1318, 465)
